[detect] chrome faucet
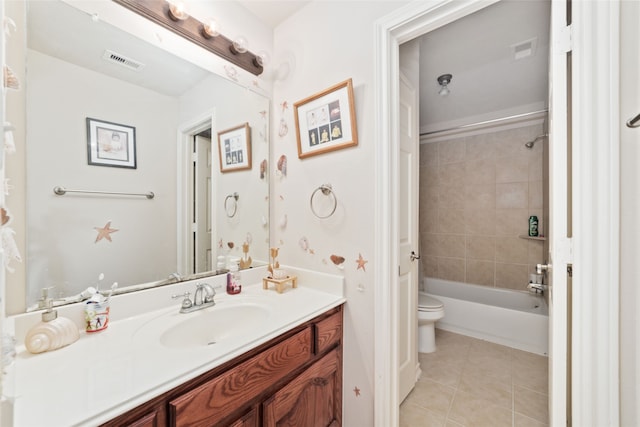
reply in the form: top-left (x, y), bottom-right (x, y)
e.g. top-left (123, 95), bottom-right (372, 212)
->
top-left (172, 283), bottom-right (216, 313)
top-left (527, 282), bottom-right (546, 294)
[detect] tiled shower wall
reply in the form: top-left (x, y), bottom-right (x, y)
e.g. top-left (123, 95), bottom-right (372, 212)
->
top-left (419, 124), bottom-right (547, 291)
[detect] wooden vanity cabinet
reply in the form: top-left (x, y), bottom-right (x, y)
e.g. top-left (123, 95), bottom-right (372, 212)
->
top-left (101, 305), bottom-right (343, 427)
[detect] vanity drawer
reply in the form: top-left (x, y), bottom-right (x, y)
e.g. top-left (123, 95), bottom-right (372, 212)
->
top-left (169, 327), bottom-right (312, 426)
top-left (314, 309), bottom-right (343, 354)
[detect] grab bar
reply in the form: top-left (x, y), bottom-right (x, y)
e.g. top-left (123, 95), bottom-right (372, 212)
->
top-left (53, 186), bottom-right (154, 199)
top-left (627, 112), bottom-right (640, 128)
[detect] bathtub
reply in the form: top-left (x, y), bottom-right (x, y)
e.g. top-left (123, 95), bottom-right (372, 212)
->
top-left (425, 277), bottom-right (549, 355)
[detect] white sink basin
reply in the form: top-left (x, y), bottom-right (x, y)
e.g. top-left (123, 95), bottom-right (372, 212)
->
top-left (134, 301), bottom-right (272, 350)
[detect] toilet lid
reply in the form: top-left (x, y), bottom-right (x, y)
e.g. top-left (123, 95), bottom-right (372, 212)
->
top-left (418, 293), bottom-right (443, 310)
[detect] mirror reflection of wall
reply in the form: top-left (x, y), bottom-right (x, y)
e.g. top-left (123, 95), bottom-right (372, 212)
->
top-left (20, 0), bottom-right (269, 310)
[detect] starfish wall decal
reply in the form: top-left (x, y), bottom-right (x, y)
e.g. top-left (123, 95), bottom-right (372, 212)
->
top-left (94, 221), bottom-right (119, 243)
top-left (356, 253), bottom-right (368, 271)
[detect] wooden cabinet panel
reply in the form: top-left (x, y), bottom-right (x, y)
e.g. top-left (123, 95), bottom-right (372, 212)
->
top-left (229, 407), bottom-right (259, 427)
top-left (262, 349), bottom-right (341, 427)
top-left (314, 310), bottom-right (342, 355)
top-left (127, 410), bottom-right (161, 427)
top-left (169, 328), bottom-right (312, 426)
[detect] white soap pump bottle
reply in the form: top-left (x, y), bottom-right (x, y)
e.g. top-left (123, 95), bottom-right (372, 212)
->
top-left (25, 289), bottom-right (80, 354)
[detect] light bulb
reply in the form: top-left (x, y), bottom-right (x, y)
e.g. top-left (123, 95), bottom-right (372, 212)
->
top-left (231, 36), bottom-right (248, 54)
top-left (168, 1), bottom-right (188, 21)
top-left (438, 85), bottom-right (450, 96)
top-left (202, 17), bottom-right (220, 38)
top-left (255, 51), bottom-right (270, 67)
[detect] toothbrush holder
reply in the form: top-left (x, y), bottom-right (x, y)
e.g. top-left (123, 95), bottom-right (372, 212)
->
top-left (84, 300), bottom-right (110, 333)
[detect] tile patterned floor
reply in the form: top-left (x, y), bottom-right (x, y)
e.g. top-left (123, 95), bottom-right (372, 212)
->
top-left (400, 329), bottom-right (549, 427)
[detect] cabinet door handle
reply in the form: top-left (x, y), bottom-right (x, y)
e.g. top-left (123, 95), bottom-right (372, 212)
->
top-left (627, 112), bottom-right (640, 128)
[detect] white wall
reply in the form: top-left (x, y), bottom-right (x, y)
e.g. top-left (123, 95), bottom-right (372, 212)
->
top-left (25, 50), bottom-right (178, 305)
top-left (271, 2), bottom-right (408, 424)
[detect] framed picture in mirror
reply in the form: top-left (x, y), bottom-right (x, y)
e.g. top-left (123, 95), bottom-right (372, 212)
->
top-left (86, 117), bottom-right (137, 169)
top-left (218, 122), bottom-right (252, 172)
top-left (294, 78), bottom-right (358, 159)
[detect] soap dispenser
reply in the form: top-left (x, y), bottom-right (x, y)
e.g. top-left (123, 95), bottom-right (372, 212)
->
top-left (25, 289), bottom-right (80, 354)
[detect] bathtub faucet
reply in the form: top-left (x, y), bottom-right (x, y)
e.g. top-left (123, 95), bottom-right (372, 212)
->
top-left (527, 282), bottom-right (546, 294)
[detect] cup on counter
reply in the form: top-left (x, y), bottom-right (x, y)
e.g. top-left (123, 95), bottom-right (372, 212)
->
top-left (84, 300), bottom-right (110, 333)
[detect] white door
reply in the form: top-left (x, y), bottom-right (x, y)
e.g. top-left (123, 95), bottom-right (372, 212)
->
top-left (547, 1), bottom-right (571, 424)
top-left (194, 135), bottom-right (212, 273)
top-left (398, 72), bottom-right (419, 403)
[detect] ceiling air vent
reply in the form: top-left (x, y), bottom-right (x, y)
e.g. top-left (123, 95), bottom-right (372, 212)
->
top-left (102, 50), bottom-right (145, 71)
top-left (511, 37), bottom-right (538, 61)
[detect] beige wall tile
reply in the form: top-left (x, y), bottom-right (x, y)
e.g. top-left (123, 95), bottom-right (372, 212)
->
top-left (527, 240), bottom-right (545, 264)
top-left (423, 233), bottom-right (439, 256)
top-left (466, 259), bottom-right (495, 286)
top-left (464, 184), bottom-right (496, 210)
top-left (529, 155), bottom-right (543, 181)
top-left (529, 180), bottom-right (543, 209)
top-left (438, 234), bottom-right (466, 257)
top-left (439, 185), bottom-right (465, 209)
top-left (465, 209), bottom-right (496, 235)
top-left (437, 257), bottom-right (465, 282)
top-left (438, 139), bottom-right (466, 164)
top-left (495, 155), bottom-right (529, 183)
top-left (495, 209), bottom-right (529, 236)
top-left (495, 263), bottom-right (529, 289)
top-left (466, 235), bottom-right (496, 260)
top-left (496, 182), bottom-right (528, 209)
top-left (420, 141), bottom-right (438, 166)
top-left (465, 133), bottom-right (497, 160)
top-left (421, 166), bottom-right (440, 188)
top-left (424, 255), bottom-right (438, 277)
top-left (439, 163), bottom-right (465, 186)
top-left (496, 236), bottom-right (529, 263)
top-left (465, 157), bottom-right (496, 186)
top-left (438, 209), bottom-right (466, 234)
top-left (420, 208), bottom-right (438, 234)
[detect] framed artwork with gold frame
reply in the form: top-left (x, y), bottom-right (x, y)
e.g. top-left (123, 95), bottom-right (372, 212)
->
top-left (294, 79), bottom-right (358, 159)
top-left (217, 123), bottom-right (252, 172)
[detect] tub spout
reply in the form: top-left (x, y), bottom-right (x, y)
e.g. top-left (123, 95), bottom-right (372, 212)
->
top-left (527, 283), bottom-right (546, 294)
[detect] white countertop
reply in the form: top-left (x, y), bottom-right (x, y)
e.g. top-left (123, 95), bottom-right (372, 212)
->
top-left (3, 267), bottom-right (345, 427)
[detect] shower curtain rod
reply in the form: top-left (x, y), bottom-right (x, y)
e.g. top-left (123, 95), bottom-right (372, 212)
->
top-left (420, 109), bottom-right (548, 137)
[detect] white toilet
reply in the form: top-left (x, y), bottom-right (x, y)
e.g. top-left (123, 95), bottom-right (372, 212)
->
top-left (417, 292), bottom-right (445, 353)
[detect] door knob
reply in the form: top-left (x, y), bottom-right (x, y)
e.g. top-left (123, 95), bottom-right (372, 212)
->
top-left (410, 251), bottom-right (420, 261)
top-left (536, 263), bottom-right (551, 274)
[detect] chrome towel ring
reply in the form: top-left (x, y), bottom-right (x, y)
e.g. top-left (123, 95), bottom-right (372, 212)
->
top-left (626, 112), bottom-right (640, 128)
top-left (310, 184), bottom-right (337, 219)
top-left (225, 192), bottom-right (239, 218)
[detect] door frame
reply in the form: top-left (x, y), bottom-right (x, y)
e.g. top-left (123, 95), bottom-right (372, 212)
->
top-left (177, 110), bottom-right (216, 275)
top-left (373, 0), bottom-right (621, 425)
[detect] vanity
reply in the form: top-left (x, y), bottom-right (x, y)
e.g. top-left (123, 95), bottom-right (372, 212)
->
top-left (3, 267), bottom-right (345, 426)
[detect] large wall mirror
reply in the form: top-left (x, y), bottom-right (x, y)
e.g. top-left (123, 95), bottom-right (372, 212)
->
top-left (21, 0), bottom-right (270, 310)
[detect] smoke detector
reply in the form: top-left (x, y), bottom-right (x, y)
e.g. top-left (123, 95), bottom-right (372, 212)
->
top-left (102, 50), bottom-right (145, 71)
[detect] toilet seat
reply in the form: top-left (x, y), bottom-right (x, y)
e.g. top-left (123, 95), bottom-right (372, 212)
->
top-left (418, 293), bottom-right (443, 312)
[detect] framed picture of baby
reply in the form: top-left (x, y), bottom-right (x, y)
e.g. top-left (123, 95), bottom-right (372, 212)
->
top-left (294, 78), bottom-right (358, 159)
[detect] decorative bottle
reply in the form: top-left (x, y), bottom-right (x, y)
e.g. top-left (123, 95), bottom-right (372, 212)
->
top-left (528, 215), bottom-right (539, 237)
top-left (227, 264), bottom-right (242, 295)
top-left (25, 290), bottom-right (79, 354)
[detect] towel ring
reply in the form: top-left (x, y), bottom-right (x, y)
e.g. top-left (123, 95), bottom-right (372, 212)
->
top-left (310, 184), bottom-right (337, 219)
top-left (225, 193), bottom-right (239, 218)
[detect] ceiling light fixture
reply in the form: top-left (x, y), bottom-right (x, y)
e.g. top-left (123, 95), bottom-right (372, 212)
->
top-left (437, 73), bottom-right (452, 97)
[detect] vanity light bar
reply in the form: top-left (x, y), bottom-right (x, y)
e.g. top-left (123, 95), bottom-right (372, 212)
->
top-left (112, 0), bottom-right (264, 76)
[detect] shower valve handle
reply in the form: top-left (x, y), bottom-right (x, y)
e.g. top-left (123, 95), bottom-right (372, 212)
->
top-left (410, 251), bottom-right (421, 261)
top-left (536, 263), bottom-right (551, 274)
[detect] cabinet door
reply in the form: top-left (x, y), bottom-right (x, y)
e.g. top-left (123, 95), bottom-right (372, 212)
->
top-left (229, 407), bottom-right (259, 427)
top-left (263, 349), bottom-right (341, 427)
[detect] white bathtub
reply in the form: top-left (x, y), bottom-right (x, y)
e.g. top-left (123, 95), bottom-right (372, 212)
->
top-left (425, 277), bottom-right (549, 355)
